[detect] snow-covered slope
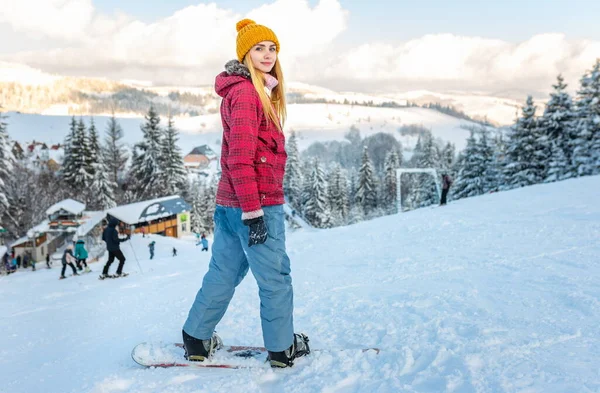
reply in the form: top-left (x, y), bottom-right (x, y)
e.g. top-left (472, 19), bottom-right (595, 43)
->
top-left (1, 176), bottom-right (599, 393)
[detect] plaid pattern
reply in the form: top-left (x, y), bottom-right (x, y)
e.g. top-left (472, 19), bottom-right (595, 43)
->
top-left (215, 71), bottom-right (287, 213)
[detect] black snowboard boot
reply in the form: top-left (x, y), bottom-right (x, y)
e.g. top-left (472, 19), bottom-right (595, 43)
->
top-left (267, 333), bottom-right (310, 368)
top-left (182, 330), bottom-right (223, 362)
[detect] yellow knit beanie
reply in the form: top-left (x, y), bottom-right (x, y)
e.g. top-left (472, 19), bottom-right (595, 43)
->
top-left (236, 19), bottom-right (280, 63)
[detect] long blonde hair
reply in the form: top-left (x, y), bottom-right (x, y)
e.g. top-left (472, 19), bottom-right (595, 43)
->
top-left (243, 55), bottom-right (287, 131)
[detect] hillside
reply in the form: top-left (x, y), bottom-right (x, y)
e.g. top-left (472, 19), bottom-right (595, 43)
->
top-left (3, 102), bottom-right (486, 156)
top-left (1, 175), bottom-right (599, 393)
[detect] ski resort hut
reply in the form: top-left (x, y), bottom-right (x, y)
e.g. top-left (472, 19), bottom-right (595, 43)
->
top-left (106, 195), bottom-right (192, 238)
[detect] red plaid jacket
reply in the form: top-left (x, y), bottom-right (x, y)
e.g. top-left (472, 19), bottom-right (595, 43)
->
top-left (214, 69), bottom-right (287, 216)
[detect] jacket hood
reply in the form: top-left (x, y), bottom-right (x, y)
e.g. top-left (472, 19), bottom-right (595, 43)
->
top-left (76, 239), bottom-right (84, 244)
top-left (108, 217), bottom-right (120, 228)
top-left (215, 60), bottom-right (252, 98)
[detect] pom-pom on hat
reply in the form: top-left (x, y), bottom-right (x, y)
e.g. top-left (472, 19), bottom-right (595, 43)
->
top-left (236, 19), bottom-right (280, 62)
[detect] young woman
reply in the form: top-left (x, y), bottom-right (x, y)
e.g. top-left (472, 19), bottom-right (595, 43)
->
top-left (182, 19), bottom-right (309, 368)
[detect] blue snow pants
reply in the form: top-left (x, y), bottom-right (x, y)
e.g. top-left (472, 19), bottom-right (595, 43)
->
top-left (183, 205), bottom-right (294, 352)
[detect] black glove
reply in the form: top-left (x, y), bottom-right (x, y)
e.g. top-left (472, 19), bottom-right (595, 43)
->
top-left (243, 216), bottom-right (268, 247)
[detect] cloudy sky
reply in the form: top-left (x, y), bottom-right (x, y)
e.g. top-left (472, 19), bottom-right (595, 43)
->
top-left (1, 0), bottom-right (599, 96)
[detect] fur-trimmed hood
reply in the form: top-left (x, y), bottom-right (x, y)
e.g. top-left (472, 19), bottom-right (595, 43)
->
top-left (215, 60), bottom-right (252, 98)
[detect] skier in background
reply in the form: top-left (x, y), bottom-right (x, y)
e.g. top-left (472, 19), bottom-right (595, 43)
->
top-left (200, 234), bottom-right (209, 252)
top-left (440, 173), bottom-right (453, 206)
top-left (100, 218), bottom-right (130, 279)
top-left (60, 244), bottom-right (79, 279)
top-left (149, 241), bottom-right (156, 260)
top-left (181, 19), bottom-right (309, 369)
top-left (75, 239), bottom-right (91, 272)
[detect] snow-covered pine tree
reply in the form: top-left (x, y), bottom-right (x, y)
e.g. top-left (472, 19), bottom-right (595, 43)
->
top-left (478, 128), bottom-right (496, 193)
top-left (89, 154), bottom-right (117, 210)
top-left (64, 118), bottom-right (93, 192)
top-left (382, 150), bottom-right (400, 213)
top-left (303, 159), bottom-right (332, 228)
top-left (61, 116), bottom-right (77, 184)
top-left (452, 131), bottom-right (484, 199)
top-left (103, 114), bottom-right (129, 188)
top-left (545, 141), bottom-right (569, 183)
top-left (284, 131), bottom-right (303, 210)
top-left (0, 110), bottom-right (12, 217)
top-left (160, 115), bottom-right (188, 197)
top-left (412, 132), bottom-right (440, 208)
top-left (327, 163), bottom-right (350, 226)
top-left (572, 59), bottom-right (600, 176)
top-left (490, 133), bottom-right (507, 190)
top-left (130, 106), bottom-right (163, 199)
top-left (440, 142), bottom-right (456, 172)
top-left (354, 146), bottom-right (378, 216)
top-left (87, 118), bottom-right (100, 178)
top-left (540, 74), bottom-right (576, 180)
top-left (503, 96), bottom-right (543, 188)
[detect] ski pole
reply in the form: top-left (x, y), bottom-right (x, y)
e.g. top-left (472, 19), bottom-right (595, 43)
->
top-left (128, 228), bottom-right (144, 274)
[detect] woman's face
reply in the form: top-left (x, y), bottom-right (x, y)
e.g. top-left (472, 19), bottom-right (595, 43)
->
top-left (249, 40), bottom-right (277, 73)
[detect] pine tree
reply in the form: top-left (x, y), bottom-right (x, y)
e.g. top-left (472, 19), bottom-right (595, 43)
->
top-left (440, 142), bottom-right (456, 172)
top-left (160, 115), bottom-right (188, 197)
top-left (490, 134), bottom-right (507, 190)
top-left (284, 131), bottom-right (303, 210)
top-left (90, 154), bottom-right (117, 209)
top-left (478, 129), bottom-right (496, 193)
top-left (190, 179), bottom-right (208, 234)
top-left (327, 164), bottom-right (350, 225)
top-left (130, 106), bottom-right (163, 199)
top-left (412, 132), bottom-right (440, 208)
top-left (303, 159), bottom-right (332, 228)
top-left (61, 116), bottom-right (78, 184)
top-left (572, 59), bottom-right (600, 176)
top-left (504, 96), bottom-right (543, 188)
top-left (382, 150), bottom-right (400, 213)
top-left (540, 74), bottom-right (576, 178)
top-left (545, 141), bottom-right (569, 183)
top-left (0, 110), bottom-right (12, 217)
top-left (452, 131), bottom-right (485, 199)
top-left (63, 118), bottom-right (93, 192)
top-left (354, 146), bottom-right (378, 216)
top-left (104, 114), bottom-right (129, 188)
top-left (87, 118), bottom-right (100, 178)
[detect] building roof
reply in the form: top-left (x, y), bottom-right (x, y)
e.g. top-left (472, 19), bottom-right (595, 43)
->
top-left (10, 236), bottom-right (30, 248)
top-left (75, 211), bottom-right (107, 237)
top-left (188, 145), bottom-right (217, 157)
top-left (46, 199), bottom-right (86, 216)
top-left (106, 195), bottom-right (191, 225)
top-left (27, 220), bottom-right (50, 238)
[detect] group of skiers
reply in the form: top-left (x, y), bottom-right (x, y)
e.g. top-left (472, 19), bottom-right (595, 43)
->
top-left (59, 239), bottom-right (92, 279)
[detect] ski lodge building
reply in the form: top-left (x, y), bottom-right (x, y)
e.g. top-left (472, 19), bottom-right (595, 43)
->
top-left (9, 199), bottom-right (106, 261)
top-left (106, 195), bottom-right (192, 238)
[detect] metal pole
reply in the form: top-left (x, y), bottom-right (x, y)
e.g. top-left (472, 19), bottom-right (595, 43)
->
top-left (128, 226), bottom-right (143, 274)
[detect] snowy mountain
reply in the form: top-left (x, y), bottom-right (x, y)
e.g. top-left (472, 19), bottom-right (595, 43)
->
top-left (3, 103), bottom-right (487, 158)
top-left (1, 175), bottom-right (599, 393)
top-left (0, 61), bottom-right (519, 125)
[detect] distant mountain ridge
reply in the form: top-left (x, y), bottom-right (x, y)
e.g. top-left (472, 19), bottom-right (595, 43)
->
top-left (1, 61), bottom-right (521, 125)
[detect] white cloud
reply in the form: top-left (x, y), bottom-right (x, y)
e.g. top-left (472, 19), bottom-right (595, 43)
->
top-left (0, 0), bottom-right (598, 96)
top-left (0, 0), bottom-right (95, 41)
top-left (312, 33), bottom-right (600, 94)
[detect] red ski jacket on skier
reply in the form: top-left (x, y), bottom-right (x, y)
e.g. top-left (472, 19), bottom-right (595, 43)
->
top-left (214, 60), bottom-right (287, 217)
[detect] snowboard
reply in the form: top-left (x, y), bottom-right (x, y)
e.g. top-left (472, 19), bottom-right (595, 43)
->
top-left (132, 342), bottom-right (380, 369)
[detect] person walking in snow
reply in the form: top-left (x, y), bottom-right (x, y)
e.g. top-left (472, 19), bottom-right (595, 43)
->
top-left (172, 247), bottom-right (177, 257)
top-left (60, 244), bottom-right (79, 279)
top-left (46, 253), bottom-right (51, 269)
top-left (440, 173), bottom-right (453, 206)
top-left (74, 239), bottom-right (91, 273)
top-left (100, 217), bottom-right (130, 279)
top-left (182, 19), bottom-right (309, 369)
top-left (200, 234), bottom-right (209, 252)
top-left (148, 241), bottom-right (155, 260)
